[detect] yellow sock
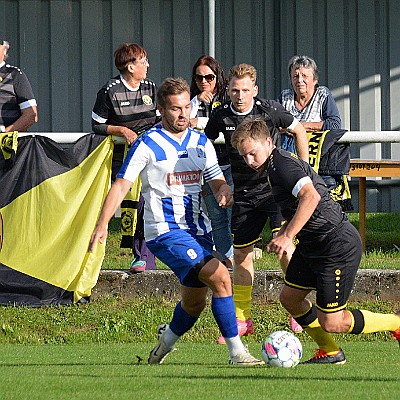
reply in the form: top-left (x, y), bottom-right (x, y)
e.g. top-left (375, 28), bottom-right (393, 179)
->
top-left (233, 284), bottom-right (252, 321)
top-left (360, 310), bottom-right (400, 333)
top-left (305, 318), bottom-right (340, 355)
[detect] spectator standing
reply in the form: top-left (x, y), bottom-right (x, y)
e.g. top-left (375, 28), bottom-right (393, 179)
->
top-left (89, 77), bottom-right (263, 366)
top-left (231, 118), bottom-right (400, 364)
top-left (278, 55), bottom-right (352, 211)
top-left (91, 43), bottom-right (160, 272)
top-left (0, 39), bottom-right (38, 132)
top-left (189, 55), bottom-right (233, 269)
top-left (205, 63), bottom-right (308, 344)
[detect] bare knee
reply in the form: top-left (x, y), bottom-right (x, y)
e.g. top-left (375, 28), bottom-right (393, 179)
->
top-left (318, 311), bottom-right (350, 333)
top-left (319, 319), bottom-right (341, 333)
top-left (210, 266), bottom-right (232, 296)
top-left (199, 259), bottom-right (232, 297)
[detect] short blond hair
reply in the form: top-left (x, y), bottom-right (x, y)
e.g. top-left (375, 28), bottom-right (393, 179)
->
top-left (228, 63), bottom-right (257, 83)
top-left (231, 118), bottom-right (270, 150)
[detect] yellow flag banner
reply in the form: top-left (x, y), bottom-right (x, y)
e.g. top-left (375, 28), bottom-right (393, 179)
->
top-left (306, 130), bottom-right (328, 173)
top-left (306, 129), bottom-right (353, 211)
top-left (0, 134), bottom-right (113, 306)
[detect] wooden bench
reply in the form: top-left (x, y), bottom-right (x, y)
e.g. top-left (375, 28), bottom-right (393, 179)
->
top-left (349, 159), bottom-right (400, 251)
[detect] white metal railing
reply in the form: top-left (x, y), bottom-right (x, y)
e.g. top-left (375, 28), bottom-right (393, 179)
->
top-left (17, 131), bottom-right (400, 144)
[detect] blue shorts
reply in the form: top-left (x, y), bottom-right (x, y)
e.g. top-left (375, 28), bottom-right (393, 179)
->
top-left (146, 230), bottom-right (214, 288)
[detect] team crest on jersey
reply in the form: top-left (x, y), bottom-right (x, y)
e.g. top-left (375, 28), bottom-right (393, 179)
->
top-left (167, 171), bottom-right (201, 185)
top-left (212, 101), bottom-right (221, 109)
top-left (196, 145), bottom-right (206, 158)
top-left (142, 95), bottom-right (152, 105)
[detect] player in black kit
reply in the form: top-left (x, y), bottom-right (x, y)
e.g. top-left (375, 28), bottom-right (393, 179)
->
top-left (231, 118), bottom-right (400, 364)
top-left (205, 63), bottom-right (308, 344)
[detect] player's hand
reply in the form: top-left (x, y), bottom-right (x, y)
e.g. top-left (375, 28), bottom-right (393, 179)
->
top-left (197, 91), bottom-right (214, 104)
top-left (217, 184), bottom-right (233, 208)
top-left (88, 225), bottom-right (108, 253)
top-left (266, 235), bottom-right (292, 261)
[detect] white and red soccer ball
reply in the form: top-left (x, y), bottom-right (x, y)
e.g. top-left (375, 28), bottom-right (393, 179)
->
top-left (261, 330), bottom-right (302, 368)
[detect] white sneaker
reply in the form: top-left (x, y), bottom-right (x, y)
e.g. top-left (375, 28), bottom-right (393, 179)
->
top-left (148, 323), bottom-right (175, 364)
top-left (229, 347), bottom-right (264, 366)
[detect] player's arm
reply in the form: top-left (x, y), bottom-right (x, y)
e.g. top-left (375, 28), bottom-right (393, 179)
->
top-left (288, 121), bottom-right (309, 163)
top-left (267, 181), bottom-right (320, 259)
top-left (208, 178), bottom-right (234, 208)
top-left (88, 178), bottom-right (133, 252)
top-left (271, 100), bottom-right (308, 162)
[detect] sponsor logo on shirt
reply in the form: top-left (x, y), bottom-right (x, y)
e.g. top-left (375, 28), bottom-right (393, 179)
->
top-left (120, 101), bottom-right (130, 106)
top-left (167, 171), bottom-right (201, 185)
top-left (177, 150), bottom-right (188, 158)
top-left (226, 126), bottom-right (235, 131)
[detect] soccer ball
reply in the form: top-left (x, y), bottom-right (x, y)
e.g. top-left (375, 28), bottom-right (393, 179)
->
top-left (261, 330), bottom-right (302, 368)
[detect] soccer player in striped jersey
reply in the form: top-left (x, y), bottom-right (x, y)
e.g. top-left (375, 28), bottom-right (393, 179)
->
top-left (89, 77), bottom-right (263, 366)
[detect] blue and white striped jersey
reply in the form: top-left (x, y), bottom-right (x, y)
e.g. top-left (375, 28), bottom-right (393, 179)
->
top-left (117, 125), bottom-right (223, 240)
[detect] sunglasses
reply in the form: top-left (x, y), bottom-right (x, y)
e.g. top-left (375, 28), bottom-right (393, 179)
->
top-left (194, 74), bottom-right (216, 83)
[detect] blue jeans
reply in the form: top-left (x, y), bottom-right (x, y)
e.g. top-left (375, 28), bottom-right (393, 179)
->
top-left (202, 165), bottom-right (233, 259)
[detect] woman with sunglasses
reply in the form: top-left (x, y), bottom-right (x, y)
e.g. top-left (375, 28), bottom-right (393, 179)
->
top-left (189, 55), bottom-right (233, 270)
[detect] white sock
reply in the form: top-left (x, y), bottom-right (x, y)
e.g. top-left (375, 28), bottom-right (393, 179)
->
top-left (225, 335), bottom-right (245, 357)
top-left (162, 327), bottom-right (180, 348)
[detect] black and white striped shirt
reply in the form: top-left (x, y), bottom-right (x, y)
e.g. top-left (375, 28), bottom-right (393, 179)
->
top-left (91, 76), bottom-right (160, 135)
top-left (0, 62), bottom-right (37, 127)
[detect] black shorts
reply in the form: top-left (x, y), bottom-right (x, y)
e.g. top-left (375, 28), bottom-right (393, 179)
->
top-left (284, 221), bottom-right (362, 313)
top-left (231, 195), bottom-right (284, 248)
